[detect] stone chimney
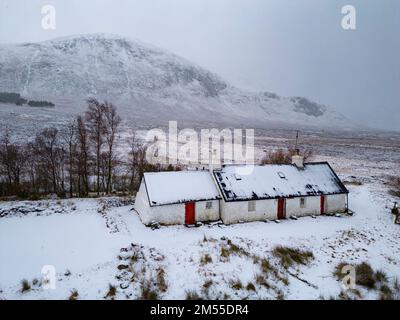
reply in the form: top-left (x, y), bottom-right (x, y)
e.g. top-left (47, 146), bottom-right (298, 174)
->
top-left (291, 149), bottom-right (304, 168)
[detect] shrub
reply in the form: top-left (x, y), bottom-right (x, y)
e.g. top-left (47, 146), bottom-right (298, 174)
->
top-left (375, 270), bottom-right (388, 283)
top-left (260, 259), bottom-right (273, 274)
top-left (379, 284), bottom-right (393, 300)
top-left (185, 290), bottom-right (203, 300)
top-left (203, 280), bottom-right (213, 290)
top-left (230, 279), bottom-right (243, 290)
top-left (220, 247), bottom-right (230, 259)
top-left (255, 274), bottom-right (271, 288)
top-left (355, 262), bottom-right (376, 289)
top-left (69, 289), bottom-right (79, 300)
top-left (246, 282), bottom-right (256, 291)
top-left (276, 291), bottom-right (285, 300)
top-left (21, 279), bottom-right (31, 293)
top-left (156, 268), bottom-right (168, 293)
top-left (220, 240), bottom-right (249, 259)
top-left (272, 246), bottom-right (314, 268)
top-left (105, 284), bottom-right (117, 299)
top-left (394, 278), bottom-right (400, 292)
top-left (261, 148), bottom-right (312, 165)
top-left (200, 254), bottom-right (212, 265)
top-left (130, 252), bottom-right (140, 263)
top-left (140, 280), bottom-right (158, 300)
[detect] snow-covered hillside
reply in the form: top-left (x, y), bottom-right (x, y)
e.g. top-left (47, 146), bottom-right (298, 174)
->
top-left (0, 34), bottom-right (354, 129)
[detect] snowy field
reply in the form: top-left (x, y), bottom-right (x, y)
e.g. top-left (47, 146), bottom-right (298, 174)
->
top-left (0, 127), bottom-right (399, 300)
top-left (0, 181), bottom-right (399, 300)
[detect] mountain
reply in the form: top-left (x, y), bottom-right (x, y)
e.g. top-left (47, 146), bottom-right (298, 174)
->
top-left (0, 34), bottom-right (355, 129)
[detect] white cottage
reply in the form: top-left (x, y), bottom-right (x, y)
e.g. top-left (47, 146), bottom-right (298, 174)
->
top-left (134, 158), bottom-right (349, 226)
top-left (134, 171), bottom-right (221, 225)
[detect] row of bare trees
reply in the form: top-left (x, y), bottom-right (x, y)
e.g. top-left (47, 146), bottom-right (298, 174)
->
top-left (0, 99), bottom-right (165, 199)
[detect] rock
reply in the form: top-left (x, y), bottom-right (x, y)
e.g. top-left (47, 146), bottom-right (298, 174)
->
top-left (117, 264), bottom-right (129, 270)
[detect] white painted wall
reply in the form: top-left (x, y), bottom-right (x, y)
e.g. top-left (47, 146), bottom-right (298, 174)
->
top-left (326, 193), bottom-right (347, 213)
top-left (134, 181), bottom-right (220, 225)
top-left (134, 181), bottom-right (185, 225)
top-left (220, 194), bottom-right (347, 224)
top-left (133, 180), bottom-right (148, 221)
top-left (286, 196), bottom-right (321, 217)
top-left (221, 199), bottom-right (277, 224)
top-left (195, 200), bottom-right (220, 222)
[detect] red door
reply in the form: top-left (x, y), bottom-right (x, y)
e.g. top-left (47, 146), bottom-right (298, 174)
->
top-left (185, 202), bottom-right (195, 225)
top-left (320, 195), bottom-right (326, 214)
top-left (277, 198), bottom-right (286, 219)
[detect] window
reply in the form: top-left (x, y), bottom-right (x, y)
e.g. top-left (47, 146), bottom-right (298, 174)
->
top-left (206, 201), bottom-right (213, 210)
top-left (300, 197), bottom-right (306, 208)
top-left (248, 201), bottom-right (256, 212)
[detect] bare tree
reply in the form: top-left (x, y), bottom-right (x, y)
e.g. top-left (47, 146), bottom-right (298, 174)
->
top-left (76, 115), bottom-right (90, 196)
top-left (62, 120), bottom-right (77, 198)
top-left (25, 142), bottom-right (38, 194)
top-left (0, 99), bottom-right (124, 198)
top-left (0, 129), bottom-right (25, 195)
top-left (103, 102), bottom-right (121, 194)
top-left (127, 132), bottom-right (140, 191)
top-left (85, 98), bottom-right (106, 196)
top-left (34, 128), bottom-right (63, 195)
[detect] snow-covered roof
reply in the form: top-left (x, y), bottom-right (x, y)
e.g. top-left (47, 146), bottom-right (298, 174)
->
top-left (144, 171), bottom-right (221, 206)
top-left (213, 162), bottom-right (348, 202)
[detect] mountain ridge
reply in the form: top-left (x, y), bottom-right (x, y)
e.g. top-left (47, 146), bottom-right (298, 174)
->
top-left (0, 34), bottom-right (356, 129)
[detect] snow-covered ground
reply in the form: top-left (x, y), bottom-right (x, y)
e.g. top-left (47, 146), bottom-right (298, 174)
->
top-left (0, 181), bottom-right (399, 300)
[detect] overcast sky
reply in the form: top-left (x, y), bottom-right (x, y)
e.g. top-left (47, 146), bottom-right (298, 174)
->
top-left (0, 0), bottom-right (399, 130)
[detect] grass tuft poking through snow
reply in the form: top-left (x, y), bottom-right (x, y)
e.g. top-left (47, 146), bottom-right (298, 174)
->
top-left (219, 239), bottom-right (250, 261)
top-left (203, 279), bottom-right (213, 290)
top-left (140, 279), bottom-right (158, 300)
top-left (69, 289), bottom-right (79, 300)
top-left (156, 268), bottom-right (168, 293)
top-left (355, 262), bottom-right (376, 289)
top-left (230, 279), bottom-right (243, 290)
top-left (200, 253), bottom-right (213, 265)
top-left (375, 270), bottom-right (387, 283)
top-left (20, 279), bottom-right (31, 293)
top-left (272, 246), bottom-right (314, 269)
top-left (185, 290), bottom-right (203, 300)
top-left (379, 284), bottom-right (393, 300)
top-left (105, 284), bottom-right (117, 299)
top-left (246, 282), bottom-right (256, 292)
